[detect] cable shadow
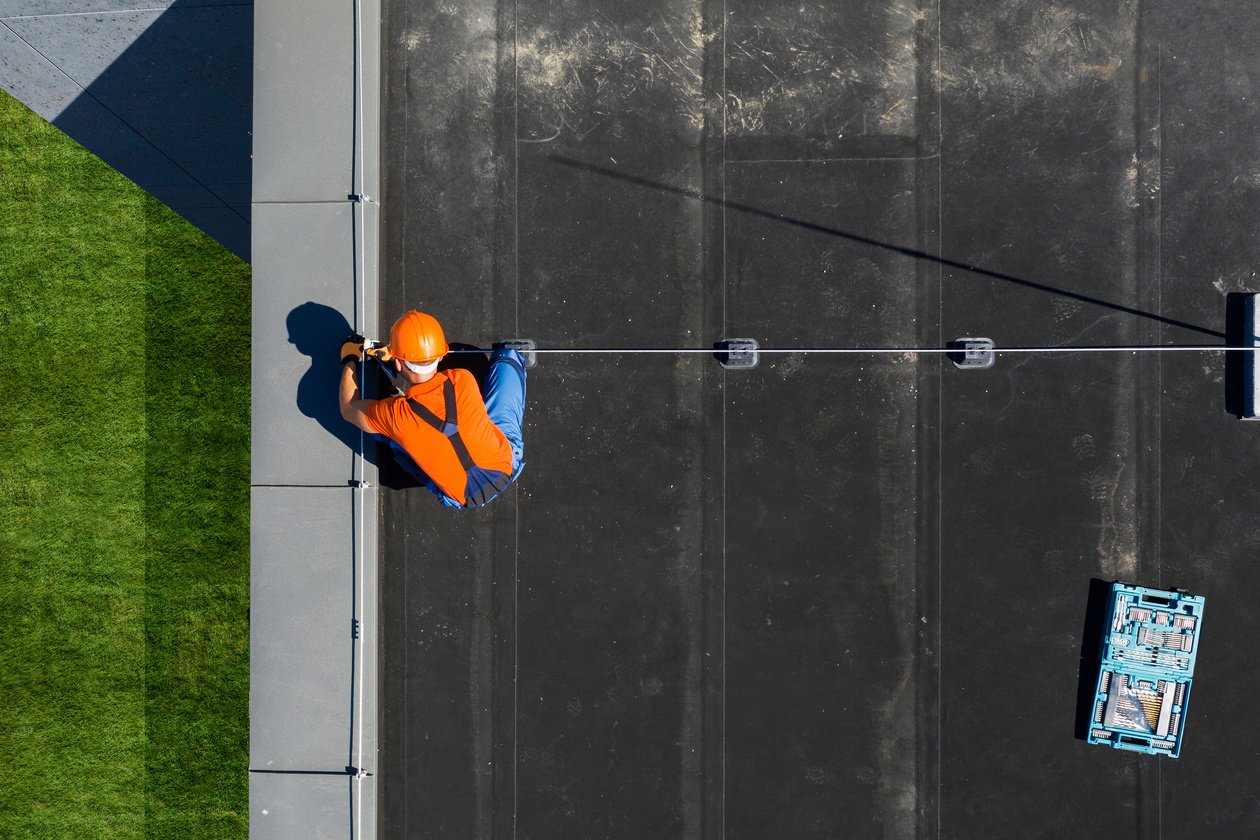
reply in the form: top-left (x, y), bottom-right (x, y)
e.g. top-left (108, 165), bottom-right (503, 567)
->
top-left (546, 155), bottom-right (1225, 340)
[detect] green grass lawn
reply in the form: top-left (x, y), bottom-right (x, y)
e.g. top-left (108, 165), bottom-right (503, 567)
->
top-left (0, 89), bottom-right (249, 837)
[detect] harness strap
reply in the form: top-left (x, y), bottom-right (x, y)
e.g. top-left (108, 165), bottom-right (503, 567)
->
top-left (406, 379), bottom-right (477, 472)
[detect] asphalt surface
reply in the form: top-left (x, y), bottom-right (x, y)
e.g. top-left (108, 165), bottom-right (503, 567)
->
top-left (378, 1), bottom-right (1260, 837)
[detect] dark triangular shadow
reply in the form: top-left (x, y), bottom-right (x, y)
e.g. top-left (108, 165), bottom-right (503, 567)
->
top-left (41, 0), bottom-right (252, 259)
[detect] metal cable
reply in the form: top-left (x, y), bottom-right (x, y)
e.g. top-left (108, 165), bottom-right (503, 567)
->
top-left (441, 345), bottom-right (1259, 355)
top-left (351, 0), bottom-right (369, 834)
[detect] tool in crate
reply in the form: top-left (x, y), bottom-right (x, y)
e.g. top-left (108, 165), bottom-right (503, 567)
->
top-left (1087, 583), bottom-right (1204, 758)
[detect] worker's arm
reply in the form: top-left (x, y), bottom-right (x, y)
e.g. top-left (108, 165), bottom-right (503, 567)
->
top-left (339, 360), bottom-right (376, 432)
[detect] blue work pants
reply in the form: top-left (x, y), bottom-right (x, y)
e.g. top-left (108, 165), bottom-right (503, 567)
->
top-left (484, 347), bottom-right (527, 473)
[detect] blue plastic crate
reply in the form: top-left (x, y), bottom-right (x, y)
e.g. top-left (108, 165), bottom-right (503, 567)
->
top-left (1086, 583), bottom-right (1205, 758)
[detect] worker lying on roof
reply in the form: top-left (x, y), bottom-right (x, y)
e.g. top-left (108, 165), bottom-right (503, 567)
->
top-left (338, 310), bottom-right (526, 508)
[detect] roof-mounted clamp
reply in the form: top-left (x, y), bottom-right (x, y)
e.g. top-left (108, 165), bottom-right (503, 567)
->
top-left (949, 337), bottom-right (995, 369)
top-left (714, 338), bottom-right (760, 370)
top-left (495, 339), bottom-right (537, 369)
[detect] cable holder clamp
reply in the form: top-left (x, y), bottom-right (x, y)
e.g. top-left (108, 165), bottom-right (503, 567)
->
top-left (949, 337), bottom-right (996, 369)
top-left (714, 338), bottom-right (760, 370)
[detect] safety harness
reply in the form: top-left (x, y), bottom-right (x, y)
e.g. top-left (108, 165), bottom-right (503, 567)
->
top-left (407, 379), bottom-right (511, 507)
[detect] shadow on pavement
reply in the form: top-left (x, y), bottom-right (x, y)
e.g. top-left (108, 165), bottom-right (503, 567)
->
top-left (49, 0), bottom-right (252, 260)
top-left (286, 301), bottom-right (384, 475)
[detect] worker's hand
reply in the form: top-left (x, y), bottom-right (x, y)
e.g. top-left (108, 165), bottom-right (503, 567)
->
top-left (340, 333), bottom-right (366, 366)
top-left (366, 344), bottom-right (393, 363)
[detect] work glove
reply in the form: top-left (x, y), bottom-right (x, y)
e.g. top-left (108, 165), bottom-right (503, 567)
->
top-left (340, 333), bottom-right (366, 366)
top-left (366, 344), bottom-right (393, 363)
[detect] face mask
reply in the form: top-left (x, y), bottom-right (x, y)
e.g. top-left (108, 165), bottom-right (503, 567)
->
top-left (404, 358), bottom-right (440, 375)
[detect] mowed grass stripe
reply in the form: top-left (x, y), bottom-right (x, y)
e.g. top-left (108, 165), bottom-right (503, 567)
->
top-left (143, 197), bottom-right (250, 834)
top-left (0, 89), bottom-right (148, 837)
top-left (0, 89), bottom-right (249, 837)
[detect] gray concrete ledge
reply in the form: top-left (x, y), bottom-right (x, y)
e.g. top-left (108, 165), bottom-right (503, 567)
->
top-left (250, 0), bottom-right (380, 836)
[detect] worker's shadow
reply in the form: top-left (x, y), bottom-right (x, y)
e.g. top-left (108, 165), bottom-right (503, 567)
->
top-left (287, 302), bottom-right (383, 474)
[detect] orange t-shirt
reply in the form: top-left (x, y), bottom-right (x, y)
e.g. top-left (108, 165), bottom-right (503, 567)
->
top-left (364, 369), bottom-right (513, 504)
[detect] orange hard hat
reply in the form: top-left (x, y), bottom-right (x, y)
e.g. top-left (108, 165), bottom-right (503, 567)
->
top-left (387, 310), bottom-right (448, 362)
